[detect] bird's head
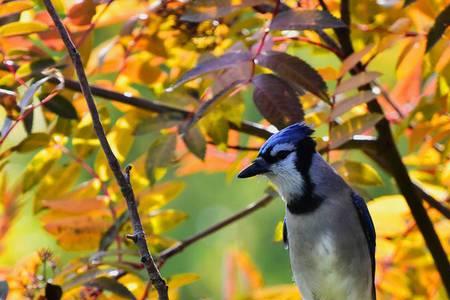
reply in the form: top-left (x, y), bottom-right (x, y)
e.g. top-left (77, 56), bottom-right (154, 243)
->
top-left (238, 122), bottom-right (316, 200)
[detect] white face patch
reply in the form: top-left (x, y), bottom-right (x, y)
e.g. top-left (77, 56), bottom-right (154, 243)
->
top-left (265, 152), bottom-right (304, 202)
top-left (270, 143), bottom-right (295, 157)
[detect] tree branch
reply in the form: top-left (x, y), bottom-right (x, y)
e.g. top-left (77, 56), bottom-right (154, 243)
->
top-left (158, 194), bottom-right (274, 264)
top-left (332, 1), bottom-right (450, 294)
top-left (42, 2), bottom-right (169, 299)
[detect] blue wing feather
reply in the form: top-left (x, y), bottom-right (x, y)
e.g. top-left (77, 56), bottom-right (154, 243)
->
top-left (351, 191), bottom-right (376, 298)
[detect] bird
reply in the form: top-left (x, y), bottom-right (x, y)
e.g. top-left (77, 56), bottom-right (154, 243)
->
top-left (238, 122), bottom-right (376, 300)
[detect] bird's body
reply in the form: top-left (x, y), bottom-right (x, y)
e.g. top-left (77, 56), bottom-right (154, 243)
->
top-left (238, 123), bottom-right (376, 300)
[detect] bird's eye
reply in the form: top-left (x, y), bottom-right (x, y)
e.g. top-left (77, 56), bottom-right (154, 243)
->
top-left (274, 150), bottom-right (291, 161)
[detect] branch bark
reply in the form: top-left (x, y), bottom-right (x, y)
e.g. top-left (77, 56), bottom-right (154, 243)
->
top-left (330, 0), bottom-right (450, 295)
top-left (42, 2), bottom-right (169, 299)
top-left (158, 194), bottom-right (274, 264)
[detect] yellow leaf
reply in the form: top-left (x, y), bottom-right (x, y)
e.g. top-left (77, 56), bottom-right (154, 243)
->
top-left (138, 181), bottom-right (186, 212)
top-left (0, 21), bottom-right (48, 37)
top-left (368, 195), bottom-right (410, 237)
top-left (0, 1), bottom-right (34, 18)
top-left (143, 209), bottom-right (187, 234)
top-left (333, 160), bottom-right (383, 186)
top-left (22, 147), bottom-right (62, 192)
top-left (273, 221), bottom-right (284, 242)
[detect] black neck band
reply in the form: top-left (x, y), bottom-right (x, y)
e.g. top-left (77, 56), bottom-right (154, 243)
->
top-left (286, 138), bottom-right (324, 215)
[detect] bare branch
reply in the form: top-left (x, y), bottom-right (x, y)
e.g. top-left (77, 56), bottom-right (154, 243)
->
top-left (42, 1), bottom-right (169, 299)
top-left (158, 194), bottom-right (274, 264)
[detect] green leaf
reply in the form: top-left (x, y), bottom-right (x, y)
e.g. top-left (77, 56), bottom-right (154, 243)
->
top-left (273, 221), bottom-right (284, 242)
top-left (99, 211), bottom-right (129, 251)
top-left (145, 133), bottom-right (177, 184)
top-left (256, 51), bottom-right (329, 102)
top-left (330, 113), bottom-right (383, 149)
top-left (16, 58), bottom-right (55, 79)
top-left (333, 160), bottom-right (383, 186)
top-left (0, 21), bottom-right (48, 37)
top-left (23, 146), bottom-right (62, 192)
top-left (87, 277), bottom-right (136, 300)
top-left (42, 94), bottom-right (78, 119)
top-left (182, 125), bottom-right (206, 160)
top-left (426, 4), bottom-right (450, 52)
top-left (134, 113), bottom-right (183, 135)
top-left (12, 133), bottom-right (51, 153)
top-left (271, 9), bottom-right (346, 30)
top-left (252, 74), bottom-right (304, 129)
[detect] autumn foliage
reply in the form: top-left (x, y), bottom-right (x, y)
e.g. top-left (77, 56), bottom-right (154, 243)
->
top-left (0, 0), bottom-right (449, 299)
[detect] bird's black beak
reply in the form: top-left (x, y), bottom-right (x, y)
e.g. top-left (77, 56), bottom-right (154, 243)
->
top-left (237, 157), bottom-right (270, 178)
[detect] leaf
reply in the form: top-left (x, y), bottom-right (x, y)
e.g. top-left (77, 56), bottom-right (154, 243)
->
top-left (87, 277), bottom-right (136, 300)
top-left (134, 113), bottom-right (184, 135)
top-left (138, 181), bottom-right (186, 212)
top-left (252, 74), bottom-right (304, 128)
top-left (270, 9), bottom-right (346, 31)
top-left (23, 146), bottom-right (62, 192)
top-left (145, 133), bottom-right (177, 184)
top-left (0, 1), bottom-right (34, 18)
top-left (273, 221), bottom-right (283, 242)
top-left (339, 44), bottom-right (374, 77)
top-left (0, 21), bottom-right (48, 37)
top-left (144, 209), bottom-right (188, 234)
top-left (181, 0), bottom-right (269, 22)
top-left (67, 0), bottom-right (96, 26)
top-left (368, 195), bottom-right (410, 236)
top-left (333, 160), bottom-right (382, 186)
top-left (99, 211), bottom-right (129, 251)
top-left (331, 91), bottom-right (377, 119)
top-left (45, 283), bottom-right (63, 300)
top-left (42, 94), bottom-right (78, 119)
top-left (426, 4), bottom-right (450, 52)
top-left (330, 113), bottom-right (383, 149)
top-left (42, 197), bottom-right (106, 214)
top-left (333, 72), bottom-right (381, 95)
top-left (182, 125), bottom-right (207, 160)
top-left (23, 107), bottom-right (33, 134)
top-left (183, 80), bottom-right (242, 131)
top-left (0, 281), bottom-right (8, 300)
top-left (256, 51), bottom-right (329, 102)
top-left (12, 133), bottom-right (51, 153)
top-left (16, 58), bottom-right (55, 79)
top-left (63, 268), bottom-right (119, 291)
top-left (172, 51), bottom-right (251, 88)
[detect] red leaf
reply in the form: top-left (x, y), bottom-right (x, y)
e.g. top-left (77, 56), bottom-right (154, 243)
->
top-left (255, 51), bottom-right (329, 102)
top-left (172, 51), bottom-right (251, 88)
top-left (270, 9), bottom-right (346, 31)
top-left (252, 74), bottom-right (304, 128)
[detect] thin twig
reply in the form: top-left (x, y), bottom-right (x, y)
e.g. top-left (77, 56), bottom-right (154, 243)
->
top-left (42, 1), bottom-right (169, 299)
top-left (158, 194), bottom-right (274, 265)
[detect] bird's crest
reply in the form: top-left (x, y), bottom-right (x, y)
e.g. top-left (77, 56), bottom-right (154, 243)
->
top-left (259, 122), bottom-right (314, 156)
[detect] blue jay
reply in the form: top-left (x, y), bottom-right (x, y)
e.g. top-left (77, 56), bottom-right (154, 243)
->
top-left (238, 122), bottom-right (376, 300)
